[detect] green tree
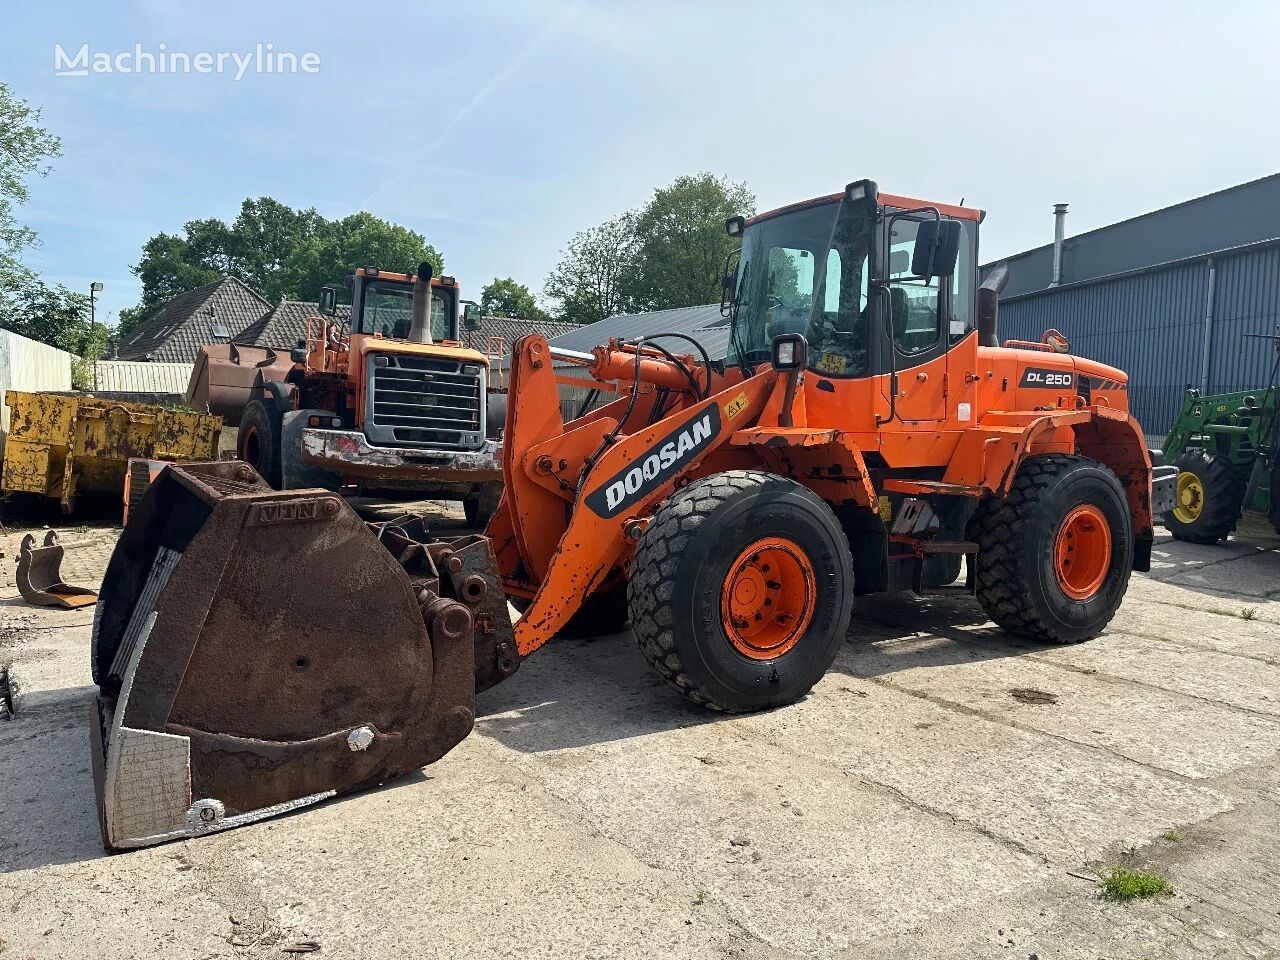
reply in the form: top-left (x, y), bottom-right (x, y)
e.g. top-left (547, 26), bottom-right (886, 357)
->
top-left (0, 81), bottom-right (108, 380)
top-left (278, 211), bottom-right (443, 303)
top-left (480, 276), bottom-right (547, 321)
top-left (0, 82), bottom-right (61, 291)
top-left (120, 201), bottom-right (443, 334)
top-left (543, 213), bottom-right (639, 325)
top-left (628, 173), bottom-right (755, 311)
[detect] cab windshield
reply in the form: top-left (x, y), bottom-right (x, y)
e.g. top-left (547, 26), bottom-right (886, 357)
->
top-left (357, 279), bottom-right (453, 341)
top-left (729, 198), bottom-right (872, 377)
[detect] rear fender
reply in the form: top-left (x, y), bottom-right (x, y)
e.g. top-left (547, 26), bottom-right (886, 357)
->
top-left (942, 408), bottom-right (1155, 572)
top-left (1075, 407), bottom-right (1156, 571)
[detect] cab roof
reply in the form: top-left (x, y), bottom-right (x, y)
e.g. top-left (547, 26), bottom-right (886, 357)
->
top-left (746, 191), bottom-right (985, 226)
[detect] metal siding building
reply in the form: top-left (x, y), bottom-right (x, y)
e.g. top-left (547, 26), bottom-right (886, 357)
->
top-left (988, 174), bottom-right (1280, 442)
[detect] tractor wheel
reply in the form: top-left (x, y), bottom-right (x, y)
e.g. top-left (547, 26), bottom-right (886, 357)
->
top-left (1163, 449), bottom-right (1244, 544)
top-left (463, 482), bottom-right (504, 529)
top-left (970, 454), bottom-right (1132, 644)
top-left (509, 585), bottom-right (629, 639)
top-left (629, 470), bottom-right (854, 713)
top-left (237, 399), bottom-right (283, 489)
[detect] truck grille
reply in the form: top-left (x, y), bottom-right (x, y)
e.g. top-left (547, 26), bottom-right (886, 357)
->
top-left (367, 354), bottom-right (484, 450)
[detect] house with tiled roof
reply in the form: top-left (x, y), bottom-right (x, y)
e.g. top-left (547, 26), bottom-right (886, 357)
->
top-left (236, 299), bottom-right (578, 355)
top-left (235, 299), bottom-right (350, 350)
top-left (115, 277), bottom-right (270, 362)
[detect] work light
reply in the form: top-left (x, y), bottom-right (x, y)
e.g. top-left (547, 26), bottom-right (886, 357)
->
top-left (771, 333), bottom-right (807, 371)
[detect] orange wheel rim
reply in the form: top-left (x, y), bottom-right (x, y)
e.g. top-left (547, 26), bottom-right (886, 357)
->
top-left (720, 537), bottom-right (816, 660)
top-left (1053, 504), bottom-right (1112, 600)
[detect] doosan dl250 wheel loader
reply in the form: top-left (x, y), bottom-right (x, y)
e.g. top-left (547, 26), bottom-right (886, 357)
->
top-left (89, 180), bottom-right (1177, 849)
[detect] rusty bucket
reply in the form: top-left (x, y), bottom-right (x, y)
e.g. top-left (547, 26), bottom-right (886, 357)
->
top-left (90, 461), bottom-right (517, 850)
top-left (15, 532), bottom-right (99, 609)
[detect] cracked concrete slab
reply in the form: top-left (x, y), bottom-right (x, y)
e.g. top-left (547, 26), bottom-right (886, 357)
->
top-left (841, 633), bottom-right (1280, 779)
top-left (1032, 631), bottom-right (1280, 718)
top-left (2, 515), bottom-right (1279, 958)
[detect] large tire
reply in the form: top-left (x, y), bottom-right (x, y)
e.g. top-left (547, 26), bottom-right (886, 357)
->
top-left (509, 584), bottom-right (629, 639)
top-left (280, 410), bottom-right (341, 491)
top-left (463, 481), bottom-right (504, 529)
top-left (1163, 449), bottom-right (1244, 544)
top-left (629, 470), bottom-right (854, 713)
top-left (970, 454), bottom-right (1133, 644)
top-left (237, 398), bottom-right (283, 489)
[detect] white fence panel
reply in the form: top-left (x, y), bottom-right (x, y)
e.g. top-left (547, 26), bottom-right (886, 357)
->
top-left (0, 329), bottom-right (75, 443)
top-left (91, 360), bottom-right (193, 396)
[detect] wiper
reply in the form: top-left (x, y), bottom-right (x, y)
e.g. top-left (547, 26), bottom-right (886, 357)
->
top-left (729, 259), bottom-right (752, 378)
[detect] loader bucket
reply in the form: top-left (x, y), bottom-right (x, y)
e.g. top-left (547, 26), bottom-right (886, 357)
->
top-left (16, 532), bottom-right (98, 609)
top-left (90, 461), bottom-right (517, 850)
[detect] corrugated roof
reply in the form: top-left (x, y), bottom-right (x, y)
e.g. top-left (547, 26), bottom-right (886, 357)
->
top-left (462, 315), bottom-right (580, 353)
top-left (236, 300), bottom-right (351, 348)
top-left (983, 172), bottom-right (1280, 299)
top-left (548, 304), bottom-right (731, 359)
top-left (116, 277), bottom-right (271, 362)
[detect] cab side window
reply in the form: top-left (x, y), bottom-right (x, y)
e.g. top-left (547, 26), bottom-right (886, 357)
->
top-left (885, 218), bottom-right (942, 356)
top-left (949, 219), bottom-right (976, 343)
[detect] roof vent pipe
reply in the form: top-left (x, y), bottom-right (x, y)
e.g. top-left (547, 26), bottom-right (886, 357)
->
top-left (1049, 203), bottom-right (1068, 287)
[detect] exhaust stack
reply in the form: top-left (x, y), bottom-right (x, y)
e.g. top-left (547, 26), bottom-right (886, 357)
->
top-left (977, 262), bottom-right (1009, 348)
top-left (1050, 203), bottom-right (1068, 287)
top-left (408, 261), bottom-right (435, 344)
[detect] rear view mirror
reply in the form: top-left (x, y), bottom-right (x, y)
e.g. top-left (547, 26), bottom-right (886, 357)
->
top-left (911, 219), bottom-right (962, 279)
top-left (463, 301), bottom-right (482, 331)
top-left (318, 286), bottom-right (338, 316)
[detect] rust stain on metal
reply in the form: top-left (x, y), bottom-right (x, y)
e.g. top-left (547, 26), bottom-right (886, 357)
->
top-left (1, 390), bottom-right (222, 513)
top-left (91, 461), bottom-right (520, 850)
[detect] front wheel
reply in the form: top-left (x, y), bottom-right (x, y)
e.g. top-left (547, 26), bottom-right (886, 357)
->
top-left (629, 470), bottom-right (854, 712)
top-left (463, 482), bottom-right (504, 529)
top-left (970, 454), bottom-right (1133, 644)
top-left (237, 399), bottom-right (283, 489)
top-left (1163, 449), bottom-right (1244, 543)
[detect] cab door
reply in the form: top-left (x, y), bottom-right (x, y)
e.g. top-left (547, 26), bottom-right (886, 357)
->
top-left (877, 213), bottom-right (953, 424)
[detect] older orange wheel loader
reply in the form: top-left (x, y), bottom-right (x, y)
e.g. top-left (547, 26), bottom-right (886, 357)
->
top-left (89, 180), bottom-right (1178, 849)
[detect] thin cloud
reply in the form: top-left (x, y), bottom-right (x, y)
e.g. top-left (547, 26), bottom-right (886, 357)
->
top-left (360, 4), bottom-right (579, 209)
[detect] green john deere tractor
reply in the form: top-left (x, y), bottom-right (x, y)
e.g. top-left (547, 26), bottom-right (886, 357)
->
top-left (1161, 385), bottom-right (1280, 543)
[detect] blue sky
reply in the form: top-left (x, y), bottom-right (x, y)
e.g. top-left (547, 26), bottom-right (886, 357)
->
top-left (5, 0), bottom-right (1280, 326)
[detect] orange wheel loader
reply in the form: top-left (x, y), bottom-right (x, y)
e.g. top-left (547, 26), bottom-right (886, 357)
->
top-left (186, 265), bottom-right (504, 525)
top-left (89, 180), bottom-right (1178, 849)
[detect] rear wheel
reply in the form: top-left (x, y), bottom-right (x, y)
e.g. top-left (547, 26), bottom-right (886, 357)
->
top-left (970, 454), bottom-right (1132, 644)
top-left (1163, 449), bottom-right (1244, 543)
top-left (629, 470), bottom-right (854, 712)
top-left (238, 399), bottom-right (283, 488)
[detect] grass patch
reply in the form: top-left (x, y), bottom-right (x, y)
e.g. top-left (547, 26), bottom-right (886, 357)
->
top-left (1241, 607), bottom-right (1257, 621)
top-left (1162, 829), bottom-right (1181, 843)
top-left (1100, 867), bottom-right (1173, 901)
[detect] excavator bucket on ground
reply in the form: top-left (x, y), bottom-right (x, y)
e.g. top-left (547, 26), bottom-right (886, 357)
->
top-left (90, 461), bottom-right (517, 850)
top-left (16, 532), bottom-right (98, 609)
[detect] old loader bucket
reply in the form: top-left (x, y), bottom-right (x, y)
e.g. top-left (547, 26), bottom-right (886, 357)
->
top-left (16, 532), bottom-right (99, 609)
top-left (90, 461), bottom-right (516, 850)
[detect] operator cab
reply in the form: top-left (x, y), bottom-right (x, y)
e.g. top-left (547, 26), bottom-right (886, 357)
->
top-left (324, 268), bottom-right (461, 342)
top-left (725, 181), bottom-right (981, 381)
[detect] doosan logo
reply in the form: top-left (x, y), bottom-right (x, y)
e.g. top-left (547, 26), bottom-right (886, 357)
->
top-left (587, 408), bottom-right (721, 518)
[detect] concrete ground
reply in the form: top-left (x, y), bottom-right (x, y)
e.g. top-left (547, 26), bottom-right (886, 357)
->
top-left (1, 508), bottom-right (1279, 959)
